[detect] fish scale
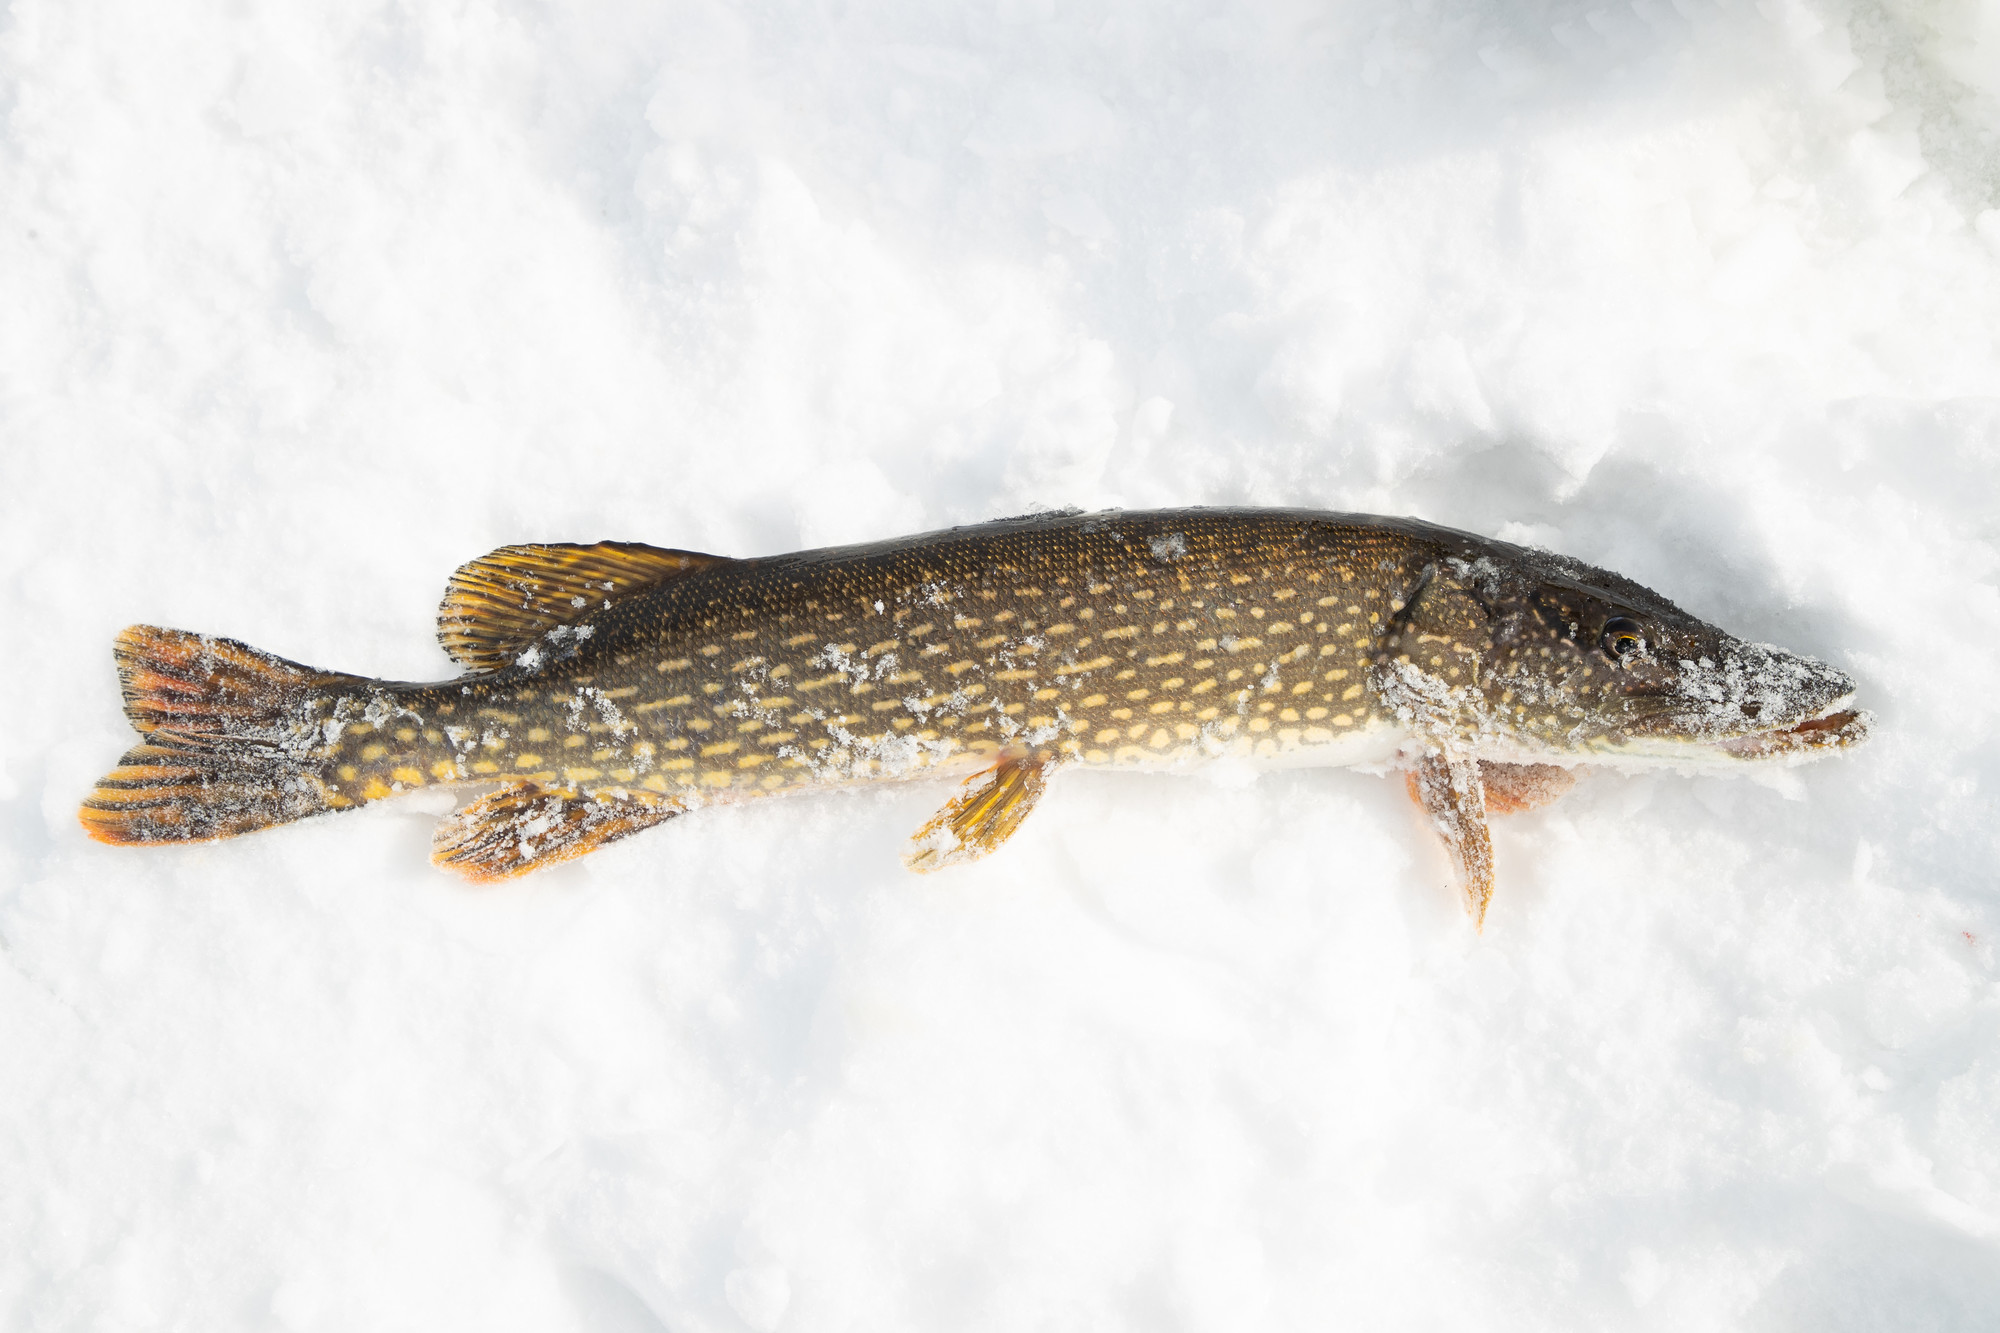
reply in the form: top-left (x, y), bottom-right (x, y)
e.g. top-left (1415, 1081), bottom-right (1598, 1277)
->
top-left (328, 510), bottom-right (1420, 805)
top-left (80, 507), bottom-right (1869, 927)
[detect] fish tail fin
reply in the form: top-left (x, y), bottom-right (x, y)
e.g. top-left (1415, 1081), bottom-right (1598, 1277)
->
top-left (80, 625), bottom-right (354, 845)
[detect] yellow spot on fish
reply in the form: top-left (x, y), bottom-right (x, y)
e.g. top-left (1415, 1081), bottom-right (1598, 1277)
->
top-left (391, 766), bottom-right (426, 786)
top-left (360, 744), bottom-right (386, 761)
top-left (701, 741), bottom-right (739, 757)
top-left (515, 754), bottom-right (543, 768)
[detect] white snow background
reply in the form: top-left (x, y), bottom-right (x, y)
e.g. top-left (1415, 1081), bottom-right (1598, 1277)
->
top-left (4, 0), bottom-right (2000, 1328)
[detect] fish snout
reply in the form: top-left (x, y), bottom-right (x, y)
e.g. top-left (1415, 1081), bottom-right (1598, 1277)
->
top-left (1706, 644), bottom-right (1868, 757)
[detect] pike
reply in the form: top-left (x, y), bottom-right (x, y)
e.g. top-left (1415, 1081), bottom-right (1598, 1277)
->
top-left (81, 509), bottom-right (1868, 926)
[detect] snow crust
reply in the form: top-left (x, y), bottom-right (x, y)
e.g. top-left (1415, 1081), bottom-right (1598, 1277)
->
top-left (4, 0), bottom-right (2000, 1328)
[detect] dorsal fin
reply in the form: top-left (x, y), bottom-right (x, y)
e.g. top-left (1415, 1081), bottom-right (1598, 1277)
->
top-left (438, 541), bottom-right (727, 672)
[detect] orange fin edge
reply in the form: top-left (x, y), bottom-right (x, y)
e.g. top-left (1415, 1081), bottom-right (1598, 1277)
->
top-left (431, 783), bottom-right (681, 881)
top-left (1405, 752), bottom-right (1495, 930)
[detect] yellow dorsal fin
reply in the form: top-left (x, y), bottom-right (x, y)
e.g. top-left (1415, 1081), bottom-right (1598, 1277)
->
top-left (438, 541), bottom-right (727, 672)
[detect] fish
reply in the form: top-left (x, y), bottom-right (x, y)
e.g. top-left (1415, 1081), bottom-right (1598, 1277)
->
top-left (79, 508), bottom-right (1869, 926)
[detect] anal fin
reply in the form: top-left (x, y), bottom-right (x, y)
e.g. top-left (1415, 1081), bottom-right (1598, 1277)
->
top-left (432, 783), bottom-right (679, 882)
top-left (1406, 751), bottom-right (1496, 930)
top-left (903, 750), bottom-right (1053, 873)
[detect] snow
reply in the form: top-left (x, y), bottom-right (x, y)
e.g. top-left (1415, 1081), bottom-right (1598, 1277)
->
top-left (4, 0), bottom-right (1999, 1328)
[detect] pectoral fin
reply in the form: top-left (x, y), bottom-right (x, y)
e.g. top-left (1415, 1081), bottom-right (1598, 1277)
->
top-left (1478, 761), bottom-right (1577, 814)
top-left (904, 750), bottom-right (1053, 873)
top-left (432, 783), bottom-right (680, 881)
top-left (1406, 751), bottom-right (1496, 930)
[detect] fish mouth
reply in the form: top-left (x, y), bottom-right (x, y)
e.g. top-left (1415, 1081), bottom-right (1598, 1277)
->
top-left (1713, 696), bottom-right (1871, 759)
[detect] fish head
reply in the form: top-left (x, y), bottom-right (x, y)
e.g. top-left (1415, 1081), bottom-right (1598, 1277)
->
top-left (1376, 546), bottom-right (1869, 767)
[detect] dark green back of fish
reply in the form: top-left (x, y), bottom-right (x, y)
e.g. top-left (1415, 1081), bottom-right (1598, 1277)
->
top-left (342, 509), bottom-right (1458, 807)
top-left (82, 506), bottom-right (1865, 913)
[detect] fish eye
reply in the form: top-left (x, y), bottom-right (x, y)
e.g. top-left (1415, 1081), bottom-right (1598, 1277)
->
top-left (1601, 617), bottom-right (1644, 659)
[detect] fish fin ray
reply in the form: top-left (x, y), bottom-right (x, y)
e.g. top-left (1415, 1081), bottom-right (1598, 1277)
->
top-left (1479, 761), bottom-right (1577, 815)
top-left (431, 782), bottom-right (680, 881)
top-left (109, 624), bottom-right (335, 737)
top-left (903, 751), bottom-right (1052, 872)
top-left (81, 739), bottom-right (335, 844)
top-left (1406, 751), bottom-right (1495, 930)
top-left (81, 627), bottom-right (349, 845)
top-left (438, 541), bottom-right (729, 673)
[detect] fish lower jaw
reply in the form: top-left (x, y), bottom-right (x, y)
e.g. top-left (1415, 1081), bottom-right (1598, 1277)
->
top-left (1712, 695), bottom-right (1870, 761)
top-left (1585, 693), bottom-right (1870, 772)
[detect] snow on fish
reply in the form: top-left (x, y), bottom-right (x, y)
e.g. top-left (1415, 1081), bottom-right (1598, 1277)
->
top-left (80, 508), bottom-right (1869, 926)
